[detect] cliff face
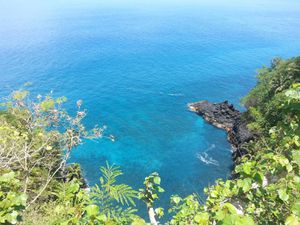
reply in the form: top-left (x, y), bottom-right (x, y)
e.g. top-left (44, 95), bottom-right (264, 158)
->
top-left (188, 100), bottom-right (254, 161)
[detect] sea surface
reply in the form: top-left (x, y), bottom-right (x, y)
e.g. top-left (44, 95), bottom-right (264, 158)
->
top-left (1, 0), bottom-right (300, 218)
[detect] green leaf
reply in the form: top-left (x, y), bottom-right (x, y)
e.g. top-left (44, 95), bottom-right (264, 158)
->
top-left (285, 215), bottom-right (300, 225)
top-left (0, 172), bottom-right (15, 182)
top-left (286, 163), bottom-right (293, 173)
top-left (155, 207), bottom-right (164, 218)
top-left (153, 176), bottom-right (161, 185)
top-left (219, 215), bottom-right (256, 225)
top-left (253, 172), bottom-right (264, 185)
top-left (278, 189), bottom-right (289, 202)
top-left (194, 213), bottom-right (209, 224)
top-left (215, 210), bottom-right (226, 221)
top-left (68, 182), bottom-right (80, 193)
top-left (96, 214), bottom-right (107, 222)
top-left (292, 151), bottom-right (300, 165)
top-left (239, 216), bottom-right (256, 225)
top-left (157, 186), bottom-right (165, 193)
top-left (171, 196), bottom-right (182, 205)
top-left (292, 201), bottom-right (300, 217)
top-left (219, 214), bottom-right (236, 225)
top-left (131, 217), bottom-right (147, 225)
top-left (223, 203), bottom-right (238, 214)
top-left (237, 178), bottom-right (252, 192)
top-left (243, 162), bottom-right (252, 175)
top-left (85, 204), bottom-right (99, 217)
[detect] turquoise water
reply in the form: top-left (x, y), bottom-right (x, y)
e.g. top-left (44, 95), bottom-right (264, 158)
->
top-left (1, 0), bottom-right (300, 218)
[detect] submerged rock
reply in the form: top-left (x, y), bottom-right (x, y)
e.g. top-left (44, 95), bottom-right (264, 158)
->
top-left (188, 100), bottom-right (254, 160)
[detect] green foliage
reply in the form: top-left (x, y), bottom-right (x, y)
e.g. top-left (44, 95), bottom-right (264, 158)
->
top-left (0, 90), bottom-right (108, 224)
top-left (0, 171), bottom-right (27, 224)
top-left (138, 173), bottom-right (164, 224)
top-left (138, 172), bottom-right (164, 209)
top-left (169, 194), bottom-right (204, 224)
top-left (21, 164), bottom-right (142, 225)
top-left (90, 163), bottom-right (139, 224)
top-left (0, 89), bottom-right (141, 224)
top-left (22, 179), bottom-right (89, 225)
top-left (0, 90), bottom-right (105, 207)
top-left (242, 56), bottom-right (300, 133)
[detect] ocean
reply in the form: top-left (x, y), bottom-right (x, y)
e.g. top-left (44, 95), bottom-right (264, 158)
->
top-left (1, 0), bottom-right (300, 218)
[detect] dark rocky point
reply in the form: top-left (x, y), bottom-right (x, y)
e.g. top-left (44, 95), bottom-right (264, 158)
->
top-left (188, 100), bottom-right (254, 161)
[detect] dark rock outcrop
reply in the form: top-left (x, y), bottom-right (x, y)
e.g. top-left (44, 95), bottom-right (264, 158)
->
top-left (188, 100), bottom-right (254, 160)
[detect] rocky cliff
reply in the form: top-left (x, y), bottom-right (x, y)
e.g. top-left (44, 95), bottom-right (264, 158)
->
top-left (188, 100), bottom-right (254, 161)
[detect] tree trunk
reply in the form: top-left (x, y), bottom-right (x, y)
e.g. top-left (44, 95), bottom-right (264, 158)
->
top-left (148, 207), bottom-right (158, 225)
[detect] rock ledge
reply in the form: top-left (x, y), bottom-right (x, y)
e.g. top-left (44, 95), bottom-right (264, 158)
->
top-left (188, 100), bottom-right (253, 160)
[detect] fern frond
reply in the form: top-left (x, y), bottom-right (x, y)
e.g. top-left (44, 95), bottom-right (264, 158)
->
top-left (100, 161), bottom-right (123, 186)
top-left (109, 184), bottom-right (138, 206)
top-left (90, 162), bottom-right (138, 224)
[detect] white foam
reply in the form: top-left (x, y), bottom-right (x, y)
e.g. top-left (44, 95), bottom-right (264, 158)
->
top-left (167, 93), bottom-right (184, 97)
top-left (196, 144), bottom-right (219, 166)
top-left (197, 152), bottom-right (219, 166)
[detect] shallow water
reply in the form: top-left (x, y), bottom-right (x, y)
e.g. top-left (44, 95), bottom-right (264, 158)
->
top-left (1, 0), bottom-right (300, 218)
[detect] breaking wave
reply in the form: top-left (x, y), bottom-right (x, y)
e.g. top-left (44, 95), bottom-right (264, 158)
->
top-left (196, 144), bottom-right (219, 166)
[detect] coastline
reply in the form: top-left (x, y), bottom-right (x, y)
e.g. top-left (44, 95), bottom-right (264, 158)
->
top-left (188, 100), bottom-right (254, 163)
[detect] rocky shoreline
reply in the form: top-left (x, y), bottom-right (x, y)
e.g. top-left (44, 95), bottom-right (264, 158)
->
top-left (188, 100), bottom-right (254, 161)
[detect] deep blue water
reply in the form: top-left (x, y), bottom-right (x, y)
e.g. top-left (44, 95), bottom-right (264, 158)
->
top-left (1, 0), bottom-right (300, 218)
